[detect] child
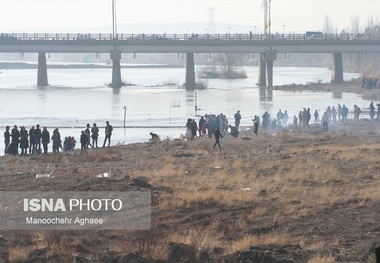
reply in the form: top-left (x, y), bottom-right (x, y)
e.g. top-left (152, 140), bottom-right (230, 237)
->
top-left (201, 123), bottom-right (206, 138)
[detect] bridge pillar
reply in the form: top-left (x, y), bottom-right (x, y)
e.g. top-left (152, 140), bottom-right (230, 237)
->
top-left (257, 53), bottom-right (266, 87)
top-left (185, 53), bottom-right (196, 90)
top-left (263, 49), bottom-right (277, 88)
top-left (332, 52), bottom-right (344, 84)
top-left (37, 52), bottom-right (48, 86)
top-left (110, 49), bottom-right (122, 88)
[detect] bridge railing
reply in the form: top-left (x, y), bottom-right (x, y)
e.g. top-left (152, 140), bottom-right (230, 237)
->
top-left (1, 32), bottom-right (380, 41)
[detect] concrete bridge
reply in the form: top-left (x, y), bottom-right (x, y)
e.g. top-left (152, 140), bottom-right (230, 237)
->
top-left (1, 32), bottom-right (380, 88)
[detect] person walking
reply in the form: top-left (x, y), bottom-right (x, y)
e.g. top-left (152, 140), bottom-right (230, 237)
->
top-left (213, 127), bottom-right (223, 149)
top-left (84, 124), bottom-right (93, 148)
top-left (102, 121), bottom-right (113, 147)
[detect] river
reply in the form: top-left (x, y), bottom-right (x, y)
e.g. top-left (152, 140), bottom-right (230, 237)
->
top-left (0, 64), bottom-right (363, 155)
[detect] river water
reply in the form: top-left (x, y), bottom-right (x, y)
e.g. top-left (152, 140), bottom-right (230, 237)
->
top-left (0, 64), bottom-right (364, 155)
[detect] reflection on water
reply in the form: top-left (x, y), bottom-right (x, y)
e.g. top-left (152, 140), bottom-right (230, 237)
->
top-left (333, 91), bottom-right (343, 99)
top-left (185, 91), bottom-right (195, 102)
top-left (112, 87), bottom-right (121, 95)
top-left (111, 87), bottom-right (122, 112)
top-left (259, 87), bottom-right (273, 102)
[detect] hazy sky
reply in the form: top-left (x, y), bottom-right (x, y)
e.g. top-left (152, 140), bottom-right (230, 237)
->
top-left (1, 0), bottom-right (380, 33)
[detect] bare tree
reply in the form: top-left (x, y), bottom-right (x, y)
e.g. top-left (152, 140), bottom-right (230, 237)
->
top-left (366, 15), bottom-right (375, 31)
top-left (214, 53), bottom-right (247, 79)
top-left (350, 16), bottom-right (360, 34)
top-left (323, 15), bottom-right (333, 34)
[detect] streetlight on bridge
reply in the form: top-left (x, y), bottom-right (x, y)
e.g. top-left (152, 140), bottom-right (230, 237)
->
top-left (112, 0), bottom-right (118, 39)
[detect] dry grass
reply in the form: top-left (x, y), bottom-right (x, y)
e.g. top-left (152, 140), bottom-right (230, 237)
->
top-left (306, 254), bottom-right (336, 263)
top-left (8, 246), bottom-right (37, 262)
top-left (1, 124), bottom-right (380, 262)
top-left (228, 230), bottom-right (294, 254)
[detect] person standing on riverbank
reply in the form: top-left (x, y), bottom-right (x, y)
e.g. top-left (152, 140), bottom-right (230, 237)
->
top-left (198, 116), bottom-right (206, 137)
top-left (91, 123), bottom-right (99, 148)
top-left (80, 131), bottom-right (88, 152)
top-left (353, 105), bottom-right (362, 121)
top-left (34, 124), bottom-right (42, 153)
top-left (11, 125), bottom-right (20, 154)
top-left (102, 121), bottom-right (113, 147)
top-left (28, 126), bottom-right (35, 154)
top-left (252, 115), bottom-right (260, 135)
top-left (19, 126), bottom-right (29, 155)
top-left (314, 110), bottom-right (319, 124)
top-left (234, 110), bottom-right (241, 129)
top-left (331, 106), bottom-right (337, 122)
top-left (4, 126), bottom-right (10, 154)
top-left (51, 128), bottom-right (62, 153)
top-left (41, 127), bottom-right (50, 154)
top-left (370, 102), bottom-right (375, 120)
top-left (293, 115), bottom-right (298, 130)
top-left (321, 113), bottom-right (329, 132)
top-left (341, 105), bottom-right (348, 124)
top-left (337, 104), bottom-right (342, 121)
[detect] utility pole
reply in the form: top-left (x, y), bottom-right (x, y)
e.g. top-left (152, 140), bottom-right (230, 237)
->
top-left (268, 0), bottom-right (271, 39)
top-left (261, 0), bottom-right (268, 36)
top-left (112, 0), bottom-right (117, 39)
top-left (123, 106), bottom-right (127, 128)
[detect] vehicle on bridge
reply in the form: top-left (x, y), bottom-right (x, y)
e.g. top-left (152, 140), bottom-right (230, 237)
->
top-left (306, 31), bottom-right (323, 38)
top-left (76, 34), bottom-right (96, 40)
top-left (307, 33), bottom-right (330, 40)
top-left (263, 34), bottom-right (287, 40)
top-left (0, 33), bottom-right (17, 40)
top-left (150, 34), bottom-right (171, 40)
top-left (127, 34), bottom-right (152, 40)
top-left (188, 34), bottom-right (220, 40)
top-left (349, 34), bottom-right (370, 40)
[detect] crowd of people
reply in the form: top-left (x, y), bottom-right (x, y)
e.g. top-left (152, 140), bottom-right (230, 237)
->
top-left (4, 101), bottom-right (378, 155)
top-left (3, 121), bottom-right (113, 155)
top-left (182, 101), bottom-right (377, 148)
top-left (361, 76), bottom-right (379, 89)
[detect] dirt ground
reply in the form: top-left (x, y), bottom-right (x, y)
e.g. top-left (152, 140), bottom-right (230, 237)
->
top-left (0, 80), bottom-right (380, 263)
